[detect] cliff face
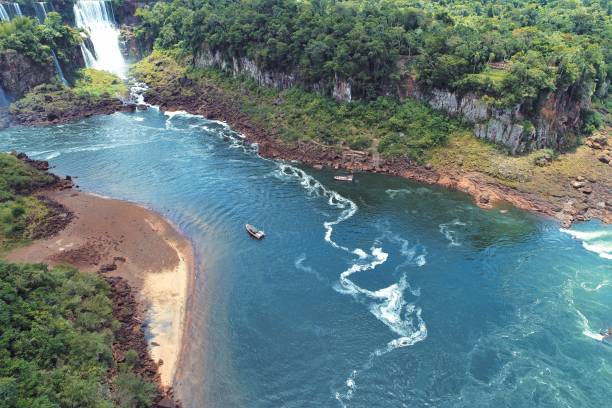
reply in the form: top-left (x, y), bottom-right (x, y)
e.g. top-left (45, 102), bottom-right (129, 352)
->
top-left (194, 46), bottom-right (352, 102)
top-left (403, 77), bottom-right (584, 154)
top-left (0, 50), bottom-right (55, 99)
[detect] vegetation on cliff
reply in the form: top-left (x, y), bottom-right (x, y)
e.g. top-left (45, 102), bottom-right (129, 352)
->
top-left (134, 51), bottom-right (612, 223)
top-left (9, 68), bottom-right (128, 124)
top-left (0, 13), bottom-right (82, 78)
top-left (134, 50), bottom-right (463, 158)
top-left (0, 153), bottom-right (55, 251)
top-left (134, 0), bottom-right (609, 111)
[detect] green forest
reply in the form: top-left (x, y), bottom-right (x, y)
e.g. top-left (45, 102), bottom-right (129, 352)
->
top-left (135, 0), bottom-right (610, 108)
top-left (0, 12), bottom-right (81, 73)
top-left (0, 154), bottom-right (156, 407)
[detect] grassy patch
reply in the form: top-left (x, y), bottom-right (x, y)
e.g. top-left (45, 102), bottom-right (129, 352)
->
top-left (0, 153), bottom-right (55, 251)
top-left (134, 51), bottom-right (465, 160)
top-left (10, 68), bottom-right (126, 122)
top-left (74, 68), bottom-right (128, 98)
top-left (428, 132), bottom-right (611, 196)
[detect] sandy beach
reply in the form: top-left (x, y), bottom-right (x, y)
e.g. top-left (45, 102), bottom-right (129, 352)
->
top-left (7, 189), bottom-right (194, 388)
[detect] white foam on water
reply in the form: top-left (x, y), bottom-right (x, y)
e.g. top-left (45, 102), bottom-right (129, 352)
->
top-left (580, 280), bottom-right (609, 292)
top-left (575, 307), bottom-right (604, 341)
top-left (334, 370), bottom-right (357, 407)
top-left (439, 219), bottom-right (466, 247)
top-left (560, 227), bottom-right (612, 260)
top-left (44, 151), bottom-right (60, 160)
top-left (294, 254), bottom-right (325, 282)
top-left (385, 188), bottom-right (413, 199)
top-left (274, 163), bottom-right (428, 404)
top-left (566, 283), bottom-right (607, 343)
top-left (274, 163), bottom-right (357, 252)
top-left (164, 110), bottom-right (199, 119)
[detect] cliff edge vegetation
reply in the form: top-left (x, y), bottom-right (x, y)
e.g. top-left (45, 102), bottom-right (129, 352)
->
top-left (133, 50), bottom-right (611, 225)
top-left (134, 0), bottom-right (610, 152)
top-left (9, 68), bottom-right (130, 125)
top-left (0, 13), bottom-right (83, 98)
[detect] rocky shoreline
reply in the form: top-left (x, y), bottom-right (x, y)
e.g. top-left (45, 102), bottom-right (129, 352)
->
top-left (6, 78), bottom-right (610, 227)
top-left (9, 96), bottom-right (135, 127)
top-left (141, 81), bottom-right (611, 227)
top-left (10, 153), bottom-right (184, 408)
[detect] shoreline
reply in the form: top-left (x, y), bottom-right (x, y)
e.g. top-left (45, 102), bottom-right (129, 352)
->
top-left (6, 188), bottom-right (194, 402)
top-left (6, 72), bottom-right (610, 227)
top-left (144, 89), bottom-right (610, 228)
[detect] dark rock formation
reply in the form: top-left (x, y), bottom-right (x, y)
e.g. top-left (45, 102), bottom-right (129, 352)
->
top-left (0, 50), bottom-right (55, 99)
top-left (194, 45), bottom-right (353, 102)
top-left (106, 276), bottom-right (182, 408)
top-left (400, 76), bottom-right (586, 154)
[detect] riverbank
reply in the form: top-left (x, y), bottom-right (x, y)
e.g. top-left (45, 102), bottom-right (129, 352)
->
top-left (6, 69), bottom-right (136, 127)
top-left (7, 188), bottom-right (194, 390)
top-left (133, 52), bottom-right (611, 227)
top-left (0, 152), bottom-right (190, 406)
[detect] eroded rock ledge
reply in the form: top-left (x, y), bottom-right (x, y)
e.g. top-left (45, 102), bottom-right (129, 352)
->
top-left (142, 78), bottom-right (611, 227)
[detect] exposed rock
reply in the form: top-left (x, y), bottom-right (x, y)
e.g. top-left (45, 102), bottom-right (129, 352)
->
top-left (0, 50), bottom-right (54, 99)
top-left (401, 76), bottom-right (583, 154)
top-left (99, 263), bottom-right (118, 273)
top-left (598, 155), bottom-right (610, 164)
top-left (571, 181), bottom-right (586, 189)
top-left (106, 276), bottom-right (182, 408)
top-left (139, 64), bottom-right (612, 227)
top-left (195, 45), bottom-right (352, 102)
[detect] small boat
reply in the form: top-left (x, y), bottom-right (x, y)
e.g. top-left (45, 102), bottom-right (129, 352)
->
top-left (334, 174), bottom-right (353, 182)
top-left (245, 224), bottom-right (265, 239)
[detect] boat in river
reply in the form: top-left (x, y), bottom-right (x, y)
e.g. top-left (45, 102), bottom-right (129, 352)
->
top-left (334, 174), bottom-right (353, 182)
top-left (246, 224), bottom-right (265, 239)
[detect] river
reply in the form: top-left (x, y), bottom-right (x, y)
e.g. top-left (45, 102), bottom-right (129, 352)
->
top-left (1, 107), bottom-right (611, 407)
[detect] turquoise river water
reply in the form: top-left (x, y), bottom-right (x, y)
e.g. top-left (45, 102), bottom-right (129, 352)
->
top-left (1, 107), bottom-right (611, 407)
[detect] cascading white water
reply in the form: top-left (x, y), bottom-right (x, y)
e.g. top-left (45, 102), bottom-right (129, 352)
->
top-left (6, 2), bottom-right (21, 18)
top-left (73, 0), bottom-right (126, 78)
top-left (34, 2), bottom-right (47, 22)
top-left (32, 2), bottom-right (69, 86)
top-left (0, 3), bottom-right (21, 20)
top-left (0, 86), bottom-right (8, 107)
top-left (50, 50), bottom-right (69, 86)
top-left (0, 5), bottom-right (8, 21)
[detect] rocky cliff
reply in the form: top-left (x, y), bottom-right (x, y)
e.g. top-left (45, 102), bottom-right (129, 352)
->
top-left (194, 46), bottom-right (352, 102)
top-left (402, 77), bottom-right (584, 154)
top-left (0, 50), bottom-right (55, 99)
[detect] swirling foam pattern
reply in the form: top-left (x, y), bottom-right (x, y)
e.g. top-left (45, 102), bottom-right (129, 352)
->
top-left (1, 106), bottom-right (610, 408)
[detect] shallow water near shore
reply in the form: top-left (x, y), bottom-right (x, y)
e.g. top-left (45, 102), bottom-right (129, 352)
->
top-left (2, 109), bottom-right (611, 407)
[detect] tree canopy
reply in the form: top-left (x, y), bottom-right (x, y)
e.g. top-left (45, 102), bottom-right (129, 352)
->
top-left (134, 0), bottom-right (610, 103)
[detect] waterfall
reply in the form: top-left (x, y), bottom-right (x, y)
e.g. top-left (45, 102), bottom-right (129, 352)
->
top-left (0, 3), bottom-right (23, 21)
top-left (0, 5), bottom-right (8, 21)
top-left (51, 50), bottom-right (69, 86)
top-left (0, 86), bottom-right (8, 107)
top-left (6, 2), bottom-right (21, 18)
top-left (32, 2), bottom-right (69, 86)
top-left (34, 2), bottom-right (47, 23)
top-left (73, 0), bottom-right (126, 78)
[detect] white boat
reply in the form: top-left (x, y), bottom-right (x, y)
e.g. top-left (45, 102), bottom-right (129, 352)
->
top-left (334, 174), bottom-right (353, 182)
top-left (245, 224), bottom-right (265, 239)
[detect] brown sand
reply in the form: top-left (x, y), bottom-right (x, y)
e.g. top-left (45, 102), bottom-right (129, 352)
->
top-left (7, 189), bottom-right (194, 388)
